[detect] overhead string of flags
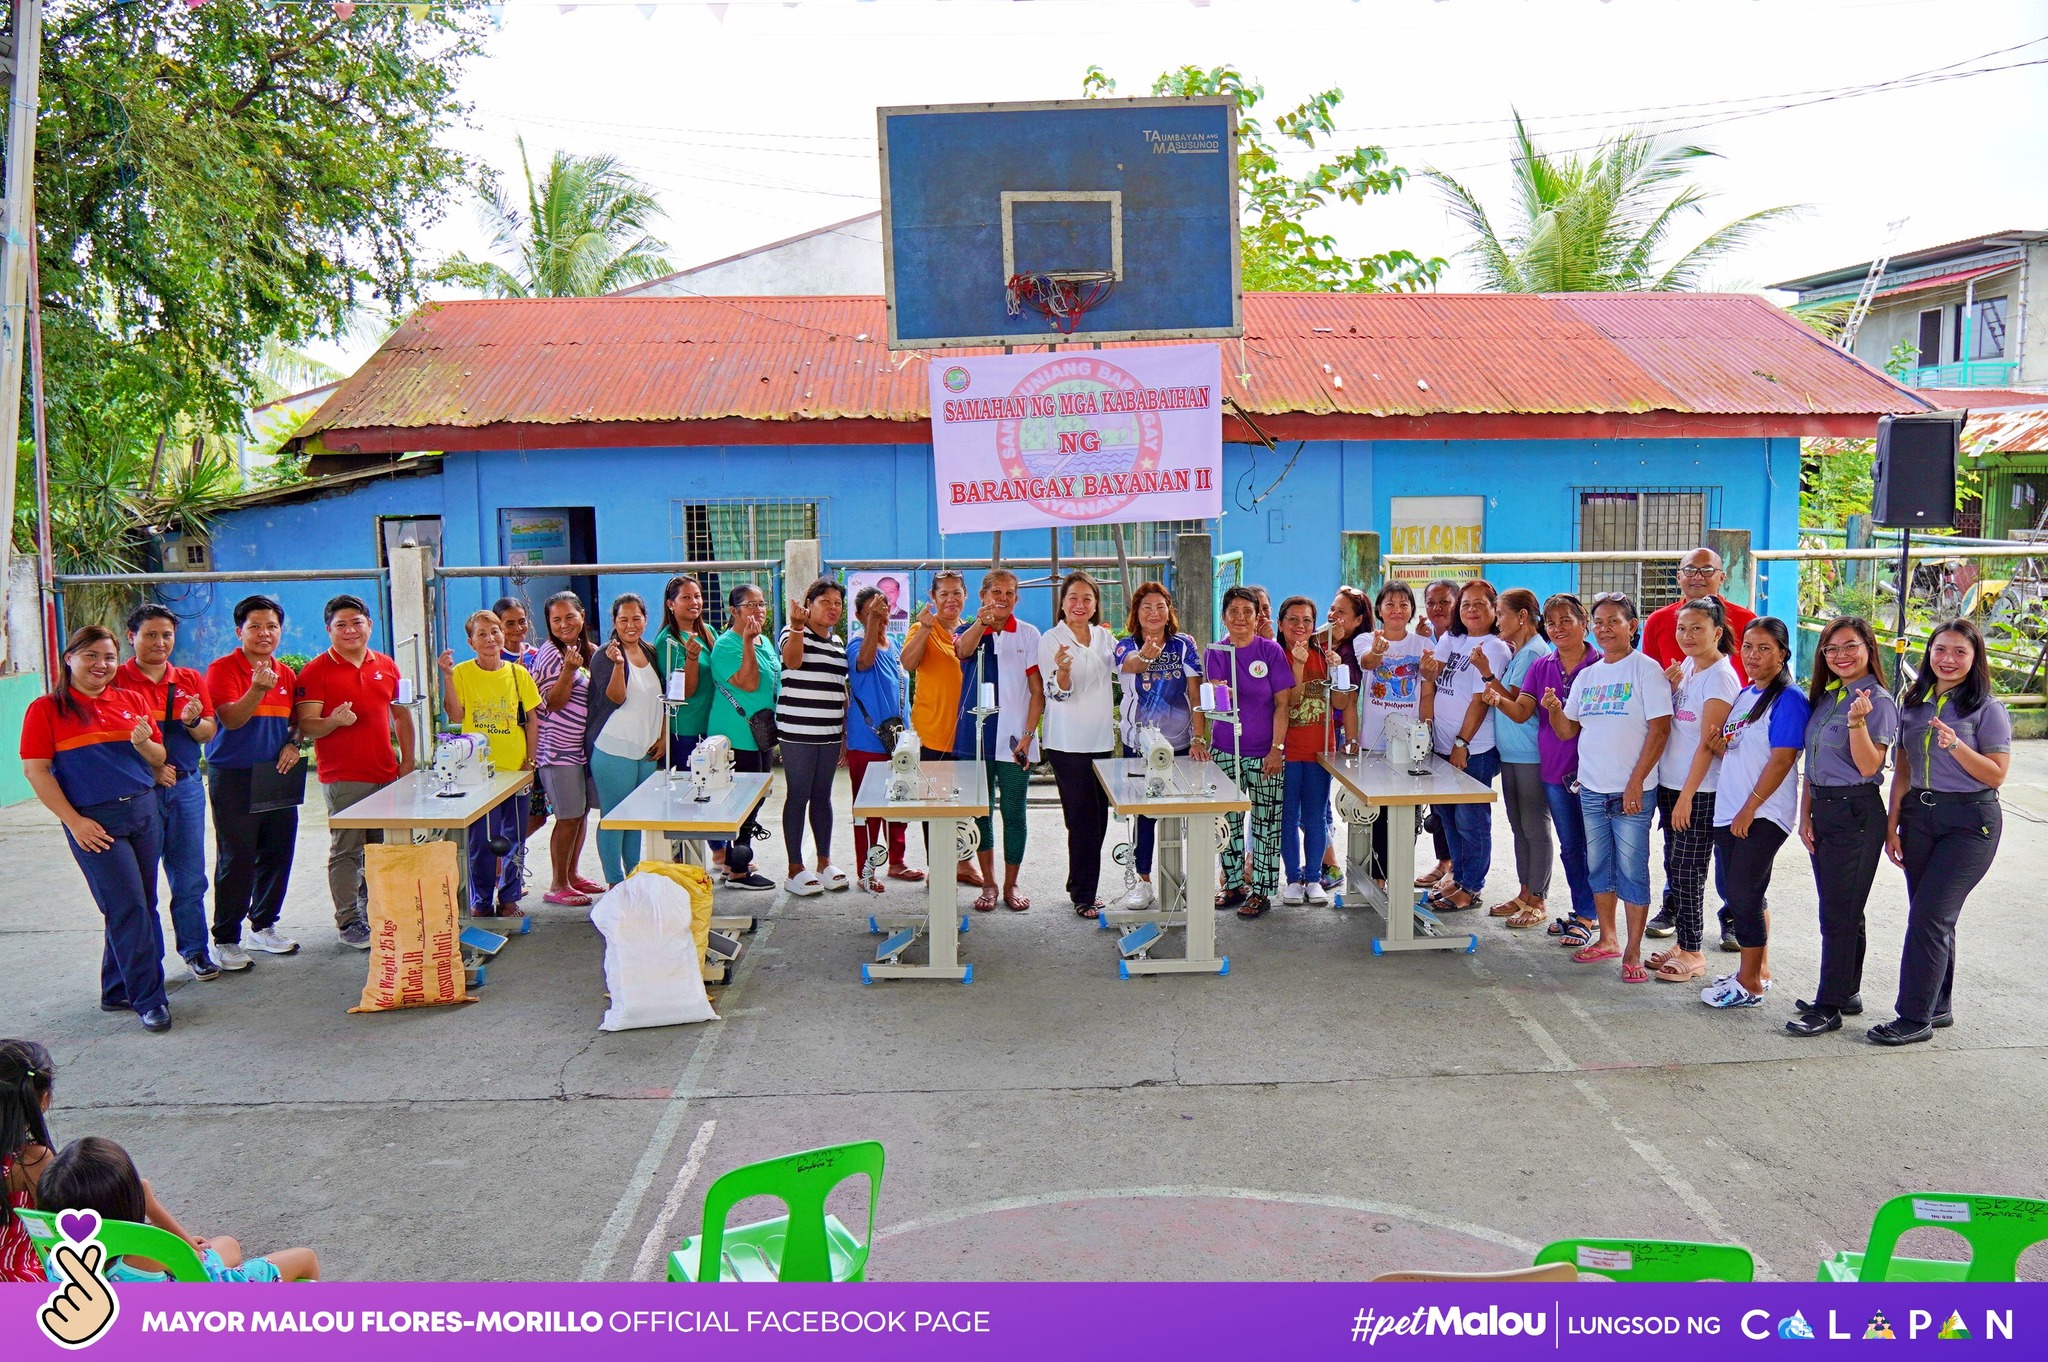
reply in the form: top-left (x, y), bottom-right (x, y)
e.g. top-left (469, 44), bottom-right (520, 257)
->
top-left (149, 0), bottom-right (1234, 23)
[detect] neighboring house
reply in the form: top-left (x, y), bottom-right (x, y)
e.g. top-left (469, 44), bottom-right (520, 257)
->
top-left (1772, 229), bottom-right (2048, 391)
top-left (141, 291), bottom-right (1922, 669)
top-left (612, 212), bottom-right (883, 297)
top-left (240, 380), bottom-right (344, 478)
top-left (1961, 394), bottom-right (2048, 541)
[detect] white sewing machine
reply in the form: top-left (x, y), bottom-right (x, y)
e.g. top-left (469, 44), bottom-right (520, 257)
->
top-left (886, 728), bottom-right (923, 802)
top-left (1134, 724), bottom-right (1176, 797)
top-left (1380, 713), bottom-right (1434, 776)
top-left (431, 733), bottom-right (494, 796)
top-left (689, 734), bottom-right (735, 798)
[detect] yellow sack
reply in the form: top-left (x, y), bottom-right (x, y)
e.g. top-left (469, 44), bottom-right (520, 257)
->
top-left (627, 860), bottom-right (714, 957)
top-left (350, 840), bottom-right (476, 1012)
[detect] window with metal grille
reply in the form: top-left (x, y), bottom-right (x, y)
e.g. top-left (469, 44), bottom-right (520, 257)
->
top-left (1067, 518), bottom-right (1203, 626)
top-left (670, 499), bottom-right (823, 628)
top-left (1574, 488), bottom-right (1718, 610)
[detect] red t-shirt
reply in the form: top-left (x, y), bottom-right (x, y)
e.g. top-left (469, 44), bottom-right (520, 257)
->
top-left (294, 648), bottom-right (404, 785)
top-left (203, 652), bottom-right (298, 770)
top-left (113, 660), bottom-right (213, 777)
top-left (1282, 648), bottom-right (1333, 762)
top-left (19, 688), bottom-right (161, 808)
top-left (1641, 597), bottom-right (1755, 685)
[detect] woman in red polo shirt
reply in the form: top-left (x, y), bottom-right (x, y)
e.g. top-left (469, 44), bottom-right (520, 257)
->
top-left (19, 627), bottom-right (176, 1033)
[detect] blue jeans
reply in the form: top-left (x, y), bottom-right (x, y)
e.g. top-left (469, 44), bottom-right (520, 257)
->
top-left (591, 749), bottom-right (659, 884)
top-left (1579, 787), bottom-right (1654, 906)
top-left (67, 794), bottom-right (169, 1016)
top-left (154, 773), bottom-right (212, 962)
top-left (1281, 760), bottom-right (1333, 884)
top-left (1543, 780), bottom-right (1595, 921)
top-left (1440, 747), bottom-right (1500, 892)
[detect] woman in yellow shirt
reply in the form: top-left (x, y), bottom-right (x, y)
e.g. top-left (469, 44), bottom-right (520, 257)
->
top-left (438, 610), bottom-right (541, 916)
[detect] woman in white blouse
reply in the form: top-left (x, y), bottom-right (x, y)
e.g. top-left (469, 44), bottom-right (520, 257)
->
top-left (1041, 571), bottom-right (1120, 918)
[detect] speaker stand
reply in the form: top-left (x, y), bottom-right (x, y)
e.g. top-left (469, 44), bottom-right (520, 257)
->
top-left (1892, 526), bottom-right (1911, 698)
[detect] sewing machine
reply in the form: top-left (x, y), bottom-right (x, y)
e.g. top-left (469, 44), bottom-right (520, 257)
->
top-left (688, 734), bottom-right (735, 798)
top-left (1134, 724), bottom-right (1176, 797)
top-left (886, 728), bottom-right (923, 802)
top-left (1380, 713), bottom-right (1434, 776)
top-left (430, 734), bottom-right (494, 797)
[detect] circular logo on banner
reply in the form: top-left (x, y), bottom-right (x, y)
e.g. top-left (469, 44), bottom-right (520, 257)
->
top-left (942, 366), bottom-right (972, 393)
top-left (1248, 660), bottom-right (1270, 679)
top-left (994, 356), bottom-right (1165, 522)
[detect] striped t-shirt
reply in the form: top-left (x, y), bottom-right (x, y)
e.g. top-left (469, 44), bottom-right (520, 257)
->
top-left (776, 628), bottom-right (848, 744)
top-left (529, 640), bottom-right (590, 768)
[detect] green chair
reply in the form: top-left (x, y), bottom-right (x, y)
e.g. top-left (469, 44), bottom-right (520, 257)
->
top-left (1818, 1194), bottom-right (2048, 1282)
top-left (13, 1208), bottom-right (210, 1283)
top-left (1533, 1237), bottom-right (1757, 1283)
top-left (668, 1140), bottom-right (884, 1283)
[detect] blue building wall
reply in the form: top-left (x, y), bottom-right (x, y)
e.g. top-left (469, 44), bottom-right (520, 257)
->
top-left (182, 435), bottom-right (1800, 666)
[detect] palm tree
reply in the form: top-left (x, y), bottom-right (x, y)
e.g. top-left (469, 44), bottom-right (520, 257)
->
top-left (435, 137), bottom-right (673, 298)
top-left (1425, 114), bottom-right (1796, 292)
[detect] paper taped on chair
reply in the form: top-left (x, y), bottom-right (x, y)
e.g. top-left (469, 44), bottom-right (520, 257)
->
top-left (351, 841), bottom-right (475, 1013)
top-left (592, 870), bottom-right (718, 1031)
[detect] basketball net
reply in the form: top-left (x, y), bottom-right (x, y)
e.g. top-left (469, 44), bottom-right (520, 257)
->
top-left (1005, 271), bottom-right (1116, 335)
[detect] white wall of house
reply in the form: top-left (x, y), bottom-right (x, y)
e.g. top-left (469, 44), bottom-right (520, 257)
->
top-left (623, 213), bottom-right (884, 297)
top-left (1846, 241), bottom-right (2045, 387)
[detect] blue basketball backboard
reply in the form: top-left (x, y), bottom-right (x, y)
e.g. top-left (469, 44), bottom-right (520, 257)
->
top-left (879, 97), bottom-right (1242, 350)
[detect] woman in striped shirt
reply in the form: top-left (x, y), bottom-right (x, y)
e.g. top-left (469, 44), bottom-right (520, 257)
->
top-left (777, 578), bottom-right (850, 897)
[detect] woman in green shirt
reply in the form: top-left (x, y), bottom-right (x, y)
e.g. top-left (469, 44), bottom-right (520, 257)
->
top-left (654, 575), bottom-right (722, 868)
top-left (708, 582), bottom-right (781, 890)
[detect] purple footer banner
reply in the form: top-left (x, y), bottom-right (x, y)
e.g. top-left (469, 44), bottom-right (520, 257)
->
top-left (2, 1283), bottom-right (2040, 1359)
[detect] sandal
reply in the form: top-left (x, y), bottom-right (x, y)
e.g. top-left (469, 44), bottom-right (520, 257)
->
top-left (1236, 894), bottom-right (1270, 918)
top-left (1073, 899), bottom-right (1102, 919)
top-left (1004, 890), bottom-right (1031, 913)
top-left (1415, 866), bottom-right (1450, 888)
top-left (1654, 957), bottom-right (1706, 983)
top-left (956, 863), bottom-right (987, 889)
top-left (1504, 901), bottom-right (1548, 929)
top-left (1620, 961), bottom-right (1650, 984)
top-left (972, 886), bottom-right (998, 913)
top-left (1558, 918), bottom-right (1597, 949)
top-left (1487, 895), bottom-right (1527, 917)
top-left (1571, 943), bottom-right (1621, 964)
top-left (887, 865), bottom-right (927, 882)
top-left (1216, 887), bottom-right (1248, 911)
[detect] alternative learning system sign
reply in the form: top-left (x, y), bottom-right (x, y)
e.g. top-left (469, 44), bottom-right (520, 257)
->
top-left (929, 344), bottom-right (1223, 534)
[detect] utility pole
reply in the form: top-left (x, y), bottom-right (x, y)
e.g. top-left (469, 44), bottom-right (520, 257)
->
top-left (0, 0), bottom-right (46, 673)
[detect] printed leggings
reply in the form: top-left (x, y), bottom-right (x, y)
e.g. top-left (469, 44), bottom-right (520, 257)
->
top-left (1215, 751), bottom-right (1284, 898)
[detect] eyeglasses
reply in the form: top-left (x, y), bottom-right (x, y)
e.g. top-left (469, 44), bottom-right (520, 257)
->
top-left (1819, 642), bottom-right (1865, 657)
top-left (1677, 565), bottom-right (1719, 578)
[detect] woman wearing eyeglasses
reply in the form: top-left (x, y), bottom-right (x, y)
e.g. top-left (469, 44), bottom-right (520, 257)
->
top-left (1871, 620), bottom-right (2009, 1046)
top-left (1786, 616), bottom-right (1898, 1037)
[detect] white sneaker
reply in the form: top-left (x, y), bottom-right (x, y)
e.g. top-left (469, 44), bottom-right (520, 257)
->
top-left (1114, 882), bottom-right (1156, 912)
top-left (246, 927), bottom-right (298, 955)
top-left (784, 871), bottom-right (824, 897)
top-left (1305, 881), bottom-right (1330, 905)
top-left (1280, 881), bottom-right (1306, 906)
top-left (819, 864), bottom-right (850, 892)
top-left (215, 943), bottom-right (253, 972)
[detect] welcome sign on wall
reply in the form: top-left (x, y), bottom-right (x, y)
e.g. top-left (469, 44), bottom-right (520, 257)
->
top-left (928, 344), bottom-right (1224, 534)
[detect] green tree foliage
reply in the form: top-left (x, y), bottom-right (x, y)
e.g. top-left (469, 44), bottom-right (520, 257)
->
top-left (435, 136), bottom-right (674, 298)
top-left (13, 4), bottom-right (486, 568)
top-left (1083, 65), bottom-right (1444, 292)
top-left (1426, 113), bottom-right (1796, 292)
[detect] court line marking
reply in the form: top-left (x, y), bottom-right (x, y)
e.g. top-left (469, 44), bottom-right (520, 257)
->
top-left (629, 1119), bottom-right (719, 1281)
top-left (580, 917), bottom-right (777, 1281)
top-left (876, 1185), bottom-right (1539, 1254)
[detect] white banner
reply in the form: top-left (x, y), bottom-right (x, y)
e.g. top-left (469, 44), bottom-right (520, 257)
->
top-left (929, 345), bottom-right (1223, 535)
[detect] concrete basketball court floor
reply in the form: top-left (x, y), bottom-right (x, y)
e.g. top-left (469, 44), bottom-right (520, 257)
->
top-left (6, 747), bottom-right (2048, 1283)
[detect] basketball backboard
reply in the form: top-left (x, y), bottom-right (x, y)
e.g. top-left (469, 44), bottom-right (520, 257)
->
top-left (879, 97), bottom-right (1242, 350)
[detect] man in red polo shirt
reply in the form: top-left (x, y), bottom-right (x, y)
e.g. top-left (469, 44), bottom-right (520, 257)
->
top-left (1639, 545), bottom-right (1754, 948)
top-left (295, 594), bottom-right (416, 950)
top-left (116, 604), bottom-right (221, 982)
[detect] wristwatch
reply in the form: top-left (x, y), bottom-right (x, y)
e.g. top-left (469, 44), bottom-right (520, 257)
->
top-left (1452, 736), bottom-right (1470, 751)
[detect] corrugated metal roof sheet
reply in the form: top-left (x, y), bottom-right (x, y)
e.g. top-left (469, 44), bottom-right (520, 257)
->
top-left (296, 292), bottom-right (1925, 445)
top-left (1871, 262), bottom-right (2018, 301)
top-left (1967, 408), bottom-right (2048, 456)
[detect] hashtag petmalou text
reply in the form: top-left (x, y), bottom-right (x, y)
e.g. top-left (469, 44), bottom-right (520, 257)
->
top-left (1349, 1305), bottom-right (1548, 1344)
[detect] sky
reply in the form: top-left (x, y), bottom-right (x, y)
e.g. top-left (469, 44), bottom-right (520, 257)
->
top-left (311, 0), bottom-right (2048, 371)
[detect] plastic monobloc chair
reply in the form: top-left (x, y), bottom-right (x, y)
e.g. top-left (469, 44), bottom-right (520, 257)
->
top-left (14, 1207), bottom-right (211, 1282)
top-left (1818, 1193), bottom-right (2048, 1282)
top-left (668, 1140), bottom-right (884, 1283)
top-left (1534, 1237), bottom-right (1757, 1282)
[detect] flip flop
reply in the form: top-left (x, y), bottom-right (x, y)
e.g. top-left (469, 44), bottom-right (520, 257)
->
top-left (1571, 943), bottom-right (1622, 964)
top-left (1620, 961), bottom-right (1651, 984)
top-left (886, 865), bottom-right (927, 882)
top-left (972, 887), bottom-right (998, 913)
top-left (1004, 890), bottom-right (1032, 912)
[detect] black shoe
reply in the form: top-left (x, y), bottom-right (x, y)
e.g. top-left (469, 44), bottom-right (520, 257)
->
top-left (1644, 911), bottom-right (1677, 939)
top-left (725, 872), bottom-right (775, 892)
top-left (99, 1000), bottom-right (130, 1014)
top-left (1784, 1010), bottom-right (1842, 1037)
top-left (186, 953), bottom-right (222, 982)
top-left (1931, 1011), bottom-right (1954, 1029)
top-left (139, 1006), bottom-right (173, 1034)
top-left (1797, 994), bottom-right (1861, 1017)
top-left (1216, 887), bottom-right (1248, 911)
top-left (1717, 931), bottom-right (1739, 952)
top-left (1867, 1019), bottom-right (1933, 1046)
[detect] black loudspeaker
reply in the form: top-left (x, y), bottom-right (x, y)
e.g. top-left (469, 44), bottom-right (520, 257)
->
top-left (1872, 413), bottom-right (1962, 529)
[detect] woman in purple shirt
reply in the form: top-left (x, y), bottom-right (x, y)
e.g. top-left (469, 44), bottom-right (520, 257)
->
top-left (1193, 585), bottom-right (1293, 918)
top-left (1519, 593), bottom-right (1598, 943)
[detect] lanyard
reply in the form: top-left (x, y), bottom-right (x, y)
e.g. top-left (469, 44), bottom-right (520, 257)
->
top-left (1920, 691), bottom-right (1950, 786)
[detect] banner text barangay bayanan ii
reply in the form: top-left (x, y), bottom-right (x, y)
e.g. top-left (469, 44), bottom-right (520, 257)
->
top-left (928, 344), bottom-right (1224, 535)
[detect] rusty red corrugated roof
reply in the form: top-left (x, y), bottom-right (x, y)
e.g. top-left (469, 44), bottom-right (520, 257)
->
top-left (293, 291), bottom-right (1925, 448)
top-left (1966, 408), bottom-right (2048, 456)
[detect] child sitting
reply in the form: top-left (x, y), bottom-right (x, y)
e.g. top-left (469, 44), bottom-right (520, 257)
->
top-left (1, 1039), bottom-right (56, 1282)
top-left (36, 1136), bottom-right (319, 1283)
